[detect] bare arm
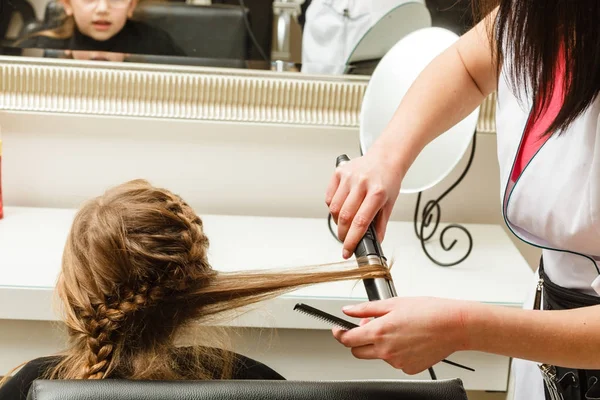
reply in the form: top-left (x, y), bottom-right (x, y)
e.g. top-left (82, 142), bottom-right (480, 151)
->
top-left (468, 302), bottom-right (600, 369)
top-left (327, 10), bottom-right (499, 258)
top-left (333, 298), bottom-right (600, 374)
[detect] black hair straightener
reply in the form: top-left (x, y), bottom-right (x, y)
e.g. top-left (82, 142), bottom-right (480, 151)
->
top-left (335, 154), bottom-right (397, 300)
top-left (313, 154), bottom-right (474, 376)
top-left (294, 303), bottom-right (474, 372)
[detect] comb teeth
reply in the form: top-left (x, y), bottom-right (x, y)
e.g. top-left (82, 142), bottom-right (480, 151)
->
top-left (294, 308), bottom-right (347, 329)
top-left (294, 303), bottom-right (358, 331)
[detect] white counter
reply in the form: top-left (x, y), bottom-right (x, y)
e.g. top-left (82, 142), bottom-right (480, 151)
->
top-left (0, 205), bottom-right (532, 319)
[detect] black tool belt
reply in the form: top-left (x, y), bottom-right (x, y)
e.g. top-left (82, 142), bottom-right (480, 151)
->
top-left (536, 259), bottom-right (600, 400)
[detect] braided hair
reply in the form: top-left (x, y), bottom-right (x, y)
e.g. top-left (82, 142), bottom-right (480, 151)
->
top-left (36, 179), bottom-right (391, 381)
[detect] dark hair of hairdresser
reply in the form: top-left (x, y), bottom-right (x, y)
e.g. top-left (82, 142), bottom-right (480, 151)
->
top-left (474, 0), bottom-right (600, 135)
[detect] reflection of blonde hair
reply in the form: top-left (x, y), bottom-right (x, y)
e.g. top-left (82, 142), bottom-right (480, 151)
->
top-left (12, 14), bottom-right (76, 46)
top-left (37, 15), bottom-right (76, 40)
top-left (0, 179), bottom-right (390, 382)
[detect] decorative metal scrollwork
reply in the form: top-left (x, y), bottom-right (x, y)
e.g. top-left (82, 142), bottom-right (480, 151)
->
top-left (413, 133), bottom-right (476, 267)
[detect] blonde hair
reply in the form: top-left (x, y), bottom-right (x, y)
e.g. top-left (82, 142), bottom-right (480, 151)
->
top-left (2, 179), bottom-right (390, 382)
top-left (34, 15), bottom-right (76, 40)
top-left (12, 14), bottom-right (76, 47)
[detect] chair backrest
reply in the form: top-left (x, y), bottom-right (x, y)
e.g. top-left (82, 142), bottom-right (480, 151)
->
top-left (211, 0), bottom-right (272, 61)
top-left (27, 379), bottom-right (469, 400)
top-left (131, 3), bottom-right (250, 59)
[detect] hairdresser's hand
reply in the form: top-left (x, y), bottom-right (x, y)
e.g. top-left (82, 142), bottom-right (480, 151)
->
top-left (332, 297), bottom-right (471, 375)
top-left (325, 149), bottom-right (404, 259)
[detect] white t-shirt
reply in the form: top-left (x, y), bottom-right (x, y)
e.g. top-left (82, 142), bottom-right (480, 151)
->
top-left (496, 62), bottom-right (600, 400)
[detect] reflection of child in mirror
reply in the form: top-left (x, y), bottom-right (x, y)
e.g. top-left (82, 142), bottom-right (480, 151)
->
top-left (16, 0), bottom-right (185, 56)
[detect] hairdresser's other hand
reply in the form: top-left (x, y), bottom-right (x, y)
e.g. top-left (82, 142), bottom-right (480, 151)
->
top-left (325, 148), bottom-right (404, 259)
top-left (332, 297), bottom-right (471, 375)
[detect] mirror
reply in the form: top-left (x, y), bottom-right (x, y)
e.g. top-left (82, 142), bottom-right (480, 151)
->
top-left (360, 27), bottom-right (479, 193)
top-left (0, 0), bottom-right (474, 76)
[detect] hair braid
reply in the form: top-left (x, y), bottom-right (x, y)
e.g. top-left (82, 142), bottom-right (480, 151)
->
top-left (81, 280), bottom-right (173, 379)
top-left (81, 304), bottom-right (123, 379)
top-left (116, 284), bottom-right (166, 314)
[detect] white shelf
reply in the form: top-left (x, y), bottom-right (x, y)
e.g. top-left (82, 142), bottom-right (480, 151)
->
top-left (0, 206), bottom-right (533, 327)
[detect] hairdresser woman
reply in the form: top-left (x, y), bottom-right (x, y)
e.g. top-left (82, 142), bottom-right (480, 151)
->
top-left (326, 2), bottom-right (600, 400)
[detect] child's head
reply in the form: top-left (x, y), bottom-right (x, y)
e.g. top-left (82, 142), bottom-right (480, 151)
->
top-left (52, 179), bottom-right (390, 380)
top-left (57, 179), bottom-right (215, 380)
top-left (59, 0), bottom-right (138, 41)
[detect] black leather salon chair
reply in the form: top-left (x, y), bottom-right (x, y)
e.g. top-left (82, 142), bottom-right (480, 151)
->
top-left (27, 379), bottom-right (469, 400)
top-left (212, 0), bottom-right (272, 61)
top-left (132, 3), bottom-right (250, 59)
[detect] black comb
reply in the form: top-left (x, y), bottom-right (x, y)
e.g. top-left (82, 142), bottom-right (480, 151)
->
top-left (294, 303), bottom-right (359, 330)
top-left (293, 303), bottom-right (475, 372)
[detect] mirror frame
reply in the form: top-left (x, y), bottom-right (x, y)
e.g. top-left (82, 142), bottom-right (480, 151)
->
top-left (0, 54), bottom-right (496, 131)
